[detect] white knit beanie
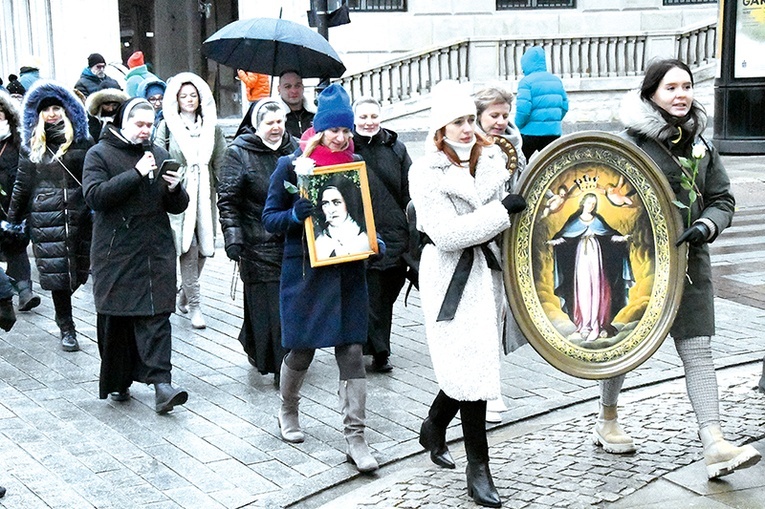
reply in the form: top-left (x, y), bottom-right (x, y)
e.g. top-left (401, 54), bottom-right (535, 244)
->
top-left (427, 80), bottom-right (476, 143)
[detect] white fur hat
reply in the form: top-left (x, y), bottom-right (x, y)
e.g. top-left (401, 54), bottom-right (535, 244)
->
top-left (427, 80), bottom-right (476, 142)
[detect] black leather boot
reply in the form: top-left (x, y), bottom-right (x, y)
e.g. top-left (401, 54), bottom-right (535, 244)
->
top-left (154, 383), bottom-right (188, 414)
top-left (466, 462), bottom-right (501, 508)
top-left (0, 298), bottom-right (16, 332)
top-left (419, 417), bottom-right (455, 469)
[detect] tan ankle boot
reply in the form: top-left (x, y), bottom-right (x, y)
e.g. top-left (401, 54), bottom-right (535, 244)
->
top-left (592, 404), bottom-right (636, 454)
top-left (699, 425), bottom-right (761, 479)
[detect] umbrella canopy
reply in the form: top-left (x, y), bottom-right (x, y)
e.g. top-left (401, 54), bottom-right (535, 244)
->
top-left (202, 17), bottom-right (346, 79)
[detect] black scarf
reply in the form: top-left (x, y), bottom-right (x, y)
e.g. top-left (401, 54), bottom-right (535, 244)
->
top-left (44, 120), bottom-right (67, 147)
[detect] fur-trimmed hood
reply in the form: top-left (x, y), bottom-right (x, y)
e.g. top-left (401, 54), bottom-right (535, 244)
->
top-left (618, 89), bottom-right (707, 143)
top-left (0, 90), bottom-right (22, 147)
top-left (85, 88), bottom-right (129, 117)
top-left (21, 80), bottom-right (89, 145)
top-left (161, 72), bottom-right (217, 166)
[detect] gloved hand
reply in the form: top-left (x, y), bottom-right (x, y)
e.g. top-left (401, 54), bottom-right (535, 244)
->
top-left (676, 222), bottom-right (711, 246)
top-left (501, 194), bottom-right (527, 215)
top-left (225, 244), bottom-right (243, 261)
top-left (369, 236), bottom-right (386, 262)
top-left (291, 198), bottom-right (314, 223)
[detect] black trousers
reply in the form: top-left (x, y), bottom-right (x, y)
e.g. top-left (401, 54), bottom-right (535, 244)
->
top-left (364, 266), bottom-right (406, 359)
top-left (428, 390), bottom-right (489, 463)
top-left (97, 313), bottom-right (173, 399)
top-left (51, 289), bottom-right (74, 330)
top-left (521, 134), bottom-right (560, 160)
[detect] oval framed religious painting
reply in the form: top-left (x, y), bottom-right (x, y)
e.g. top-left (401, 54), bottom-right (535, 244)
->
top-left (504, 131), bottom-right (688, 379)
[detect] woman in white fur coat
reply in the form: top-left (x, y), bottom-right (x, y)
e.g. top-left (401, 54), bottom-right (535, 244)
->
top-left (155, 72), bottom-right (227, 329)
top-left (409, 80), bottom-right (526, 508)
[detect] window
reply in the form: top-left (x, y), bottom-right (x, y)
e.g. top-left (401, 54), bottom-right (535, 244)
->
top-left (663, 0), bottom-right (716, 4)
top-left (347, 0), bottom-right (406, 11)
top-left (497, 0), bottom-right (575, 9)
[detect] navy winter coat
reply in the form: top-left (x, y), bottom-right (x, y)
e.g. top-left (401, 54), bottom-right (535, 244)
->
top-left (515, 47), bottom-right (569, 137)
top-left (262, 151), bottom-right (368, 350)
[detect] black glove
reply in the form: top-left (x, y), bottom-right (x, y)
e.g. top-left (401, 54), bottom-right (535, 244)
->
top-left (676, 222), bottom-right (711, 246)
top-left (501, 194), bottom-right (527, 215)
top-left (291, 198), bottom-right (314, 223)
top-left (369, 236), bottom-right (386, 262)
top-left (225, 244), bottom-right (243, 261)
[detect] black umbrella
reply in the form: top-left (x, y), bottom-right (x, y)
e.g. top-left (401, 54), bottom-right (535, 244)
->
top-left (202, 17), bottom-right (346, 79)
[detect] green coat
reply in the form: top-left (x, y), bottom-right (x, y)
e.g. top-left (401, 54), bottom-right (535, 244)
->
top-left (619, 91), bottom-right (735, 340)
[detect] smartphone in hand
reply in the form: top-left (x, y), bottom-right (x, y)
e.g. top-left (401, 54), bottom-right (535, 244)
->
top-left (157, 159), bottom-right (180, 181)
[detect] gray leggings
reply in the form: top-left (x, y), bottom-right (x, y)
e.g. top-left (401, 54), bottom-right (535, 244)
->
top-left (600, 336), bottom-right (719, 429)
top-left (284, 343), bottom-right (366, 380)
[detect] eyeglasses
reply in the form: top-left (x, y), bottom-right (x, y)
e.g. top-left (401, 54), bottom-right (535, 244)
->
top-left (148, 95), bottom-right (163, 103)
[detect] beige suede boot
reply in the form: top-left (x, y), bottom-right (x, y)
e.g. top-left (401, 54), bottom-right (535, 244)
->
top-left (592, 404), bottom-right (636, 454)
top-left (699, 425), bottom-right (761, 479)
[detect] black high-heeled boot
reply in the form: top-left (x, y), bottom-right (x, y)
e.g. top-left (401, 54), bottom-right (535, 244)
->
top-left (461, 399), bottom-right (501, 507)
top-left (466, 461), bottom-right (501, 508)
top-left (419, 417), bottom-right (455, 469)
top-left (420, 390), bottom-right (460, 468)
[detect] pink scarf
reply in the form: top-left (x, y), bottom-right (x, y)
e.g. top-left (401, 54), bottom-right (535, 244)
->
top-left (300, 126), bottom-right (355, 166)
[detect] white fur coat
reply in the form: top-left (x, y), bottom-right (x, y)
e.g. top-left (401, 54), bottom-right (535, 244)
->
top-left (409, 144), bottom-right (512, 401)
top-left (156, 72), bottom-right (227, 256)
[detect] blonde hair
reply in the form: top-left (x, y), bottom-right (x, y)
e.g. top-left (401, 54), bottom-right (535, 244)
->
top-left (29, 111), bottom-right (74, 164)
top-left (302, 128), bottom-right (351, 158)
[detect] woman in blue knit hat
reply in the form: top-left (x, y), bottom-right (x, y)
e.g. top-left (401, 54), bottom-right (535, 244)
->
top-left (263, 83), bottom-right (383, 473)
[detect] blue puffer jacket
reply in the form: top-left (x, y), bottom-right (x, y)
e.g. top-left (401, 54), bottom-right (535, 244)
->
top-left (515, 47), bottom-right (569, 136)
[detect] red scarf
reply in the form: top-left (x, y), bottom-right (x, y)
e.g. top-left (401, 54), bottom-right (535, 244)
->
top-left (300, 126), bottom-right (355, 166)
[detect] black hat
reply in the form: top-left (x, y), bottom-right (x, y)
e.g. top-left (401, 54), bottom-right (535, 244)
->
top-left (36, 96), bottom-right (64, 113)
top-left (6, 78), bottom-right (26, 96)
top-left (88, 53), bottom-right (106, 68)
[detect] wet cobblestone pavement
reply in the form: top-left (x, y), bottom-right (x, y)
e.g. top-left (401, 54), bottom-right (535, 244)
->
top-left (322, 369), bottom-right (764, 508)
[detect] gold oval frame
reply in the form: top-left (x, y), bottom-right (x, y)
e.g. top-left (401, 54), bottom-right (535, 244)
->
top-left (504, 131), bottom-right (688, 379)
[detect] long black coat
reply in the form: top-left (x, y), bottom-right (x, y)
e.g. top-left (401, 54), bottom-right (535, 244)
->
top-left (8, 139), bottom-right (93, 291)
top-left (353, 127), bottom-right (411, 270)
top-left (83, 127), bottom-right (189, 316)
top-left (217, 130), bottom-right (298, 283)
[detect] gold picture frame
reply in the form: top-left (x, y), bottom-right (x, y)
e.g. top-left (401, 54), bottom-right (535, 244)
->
top-left (299, 161), bottom-right (378, 268)
top-left (504, 132), bottom-right (688, 379)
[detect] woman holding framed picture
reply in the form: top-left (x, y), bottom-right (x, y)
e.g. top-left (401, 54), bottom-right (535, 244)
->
top-left (262, 83), bottom-right (382, 473)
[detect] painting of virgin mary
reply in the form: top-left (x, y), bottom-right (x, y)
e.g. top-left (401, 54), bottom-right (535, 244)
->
top-left (548, 192), bottom-right (634, 342)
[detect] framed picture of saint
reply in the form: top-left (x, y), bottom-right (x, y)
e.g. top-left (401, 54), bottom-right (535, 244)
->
top-left (297, 161), bottom-right (378, 268)
top-left (504, 131), bottom-right (688, 379)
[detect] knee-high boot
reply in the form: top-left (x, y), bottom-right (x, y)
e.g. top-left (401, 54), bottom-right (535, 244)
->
top-left (278, 359), bottom-right (307, 443)
top-left (180, 254), bottom-right (205, 329)
top-left (339, 378), bottom-right (379, 473)
top-left (462, 400), bottom-right (501, 508)
top-left (420, 390), bottom-right (459, 468)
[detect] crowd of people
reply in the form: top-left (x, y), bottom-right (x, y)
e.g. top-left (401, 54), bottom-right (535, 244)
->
top-left (0, 46), bottom-right (761, 507)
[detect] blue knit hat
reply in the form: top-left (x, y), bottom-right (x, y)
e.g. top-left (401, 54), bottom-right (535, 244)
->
top-left (312, 83), bottom-right (353, 132)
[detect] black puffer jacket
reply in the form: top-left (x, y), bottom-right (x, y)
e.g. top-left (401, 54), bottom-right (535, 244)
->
top-left (0, 92), bottom-right (21, 218)
top-left (9, 138), bottom-right (92, 291)
top-left (353, 127), bottom-right (411, 270)
top-left (83, 126), bottom-right (189, 316)
top-left (217, 128), bottom-right (298, 283)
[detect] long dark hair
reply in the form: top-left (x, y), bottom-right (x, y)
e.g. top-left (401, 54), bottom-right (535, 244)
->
top-left (177, 82), bottom-right (203, 119)
top-left (316, 174), bottom-right (366, 232)
top-left (639, 58), bottom-right (707, 145)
